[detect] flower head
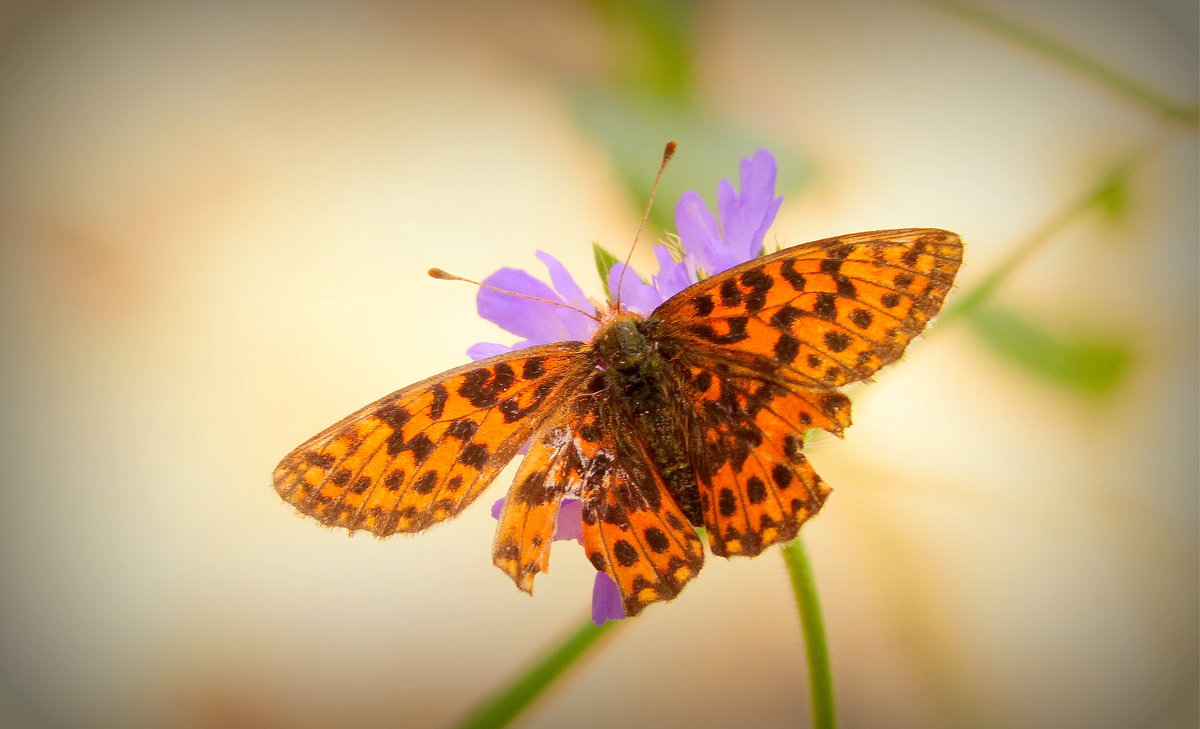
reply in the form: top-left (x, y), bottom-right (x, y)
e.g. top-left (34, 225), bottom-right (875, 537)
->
top-left (475, 149), bottom-right (782, 623)
top-left (605, 148), bottom-right (782, 312)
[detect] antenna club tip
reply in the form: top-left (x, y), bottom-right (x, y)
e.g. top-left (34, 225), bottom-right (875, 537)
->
top-left (663, 141), bottom-right (677, 160)
top-left (428, 267), bottom-right (456, 280)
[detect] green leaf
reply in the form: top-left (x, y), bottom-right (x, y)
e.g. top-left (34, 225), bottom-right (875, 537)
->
top-left (967, 304), bottom-right (1133, 399)
top-left (593, 242), bottom-right (622, 297)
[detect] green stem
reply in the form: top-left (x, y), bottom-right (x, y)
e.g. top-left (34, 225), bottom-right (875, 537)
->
top-left (917, 0), bottom-right (1198, 125)
top-left (781, 538), bottom-right (837, 729)
top-left (452, 615), bottom-right (619, 729)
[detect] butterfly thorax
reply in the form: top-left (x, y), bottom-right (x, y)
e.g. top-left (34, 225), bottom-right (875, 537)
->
top-left (589, 310), bottom-right (704, 524)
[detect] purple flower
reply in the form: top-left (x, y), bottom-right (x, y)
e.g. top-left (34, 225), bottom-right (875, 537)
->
top-left (467, 251), bottom-right (597, 361)
top-left (606, 148), bottom-right (782, 311)
top-left (674, 148), bottom-right (782, 278)
top-left (591, 571), bottom-right (626, 624)
top-left (474, 149), bottom-right (782, 622)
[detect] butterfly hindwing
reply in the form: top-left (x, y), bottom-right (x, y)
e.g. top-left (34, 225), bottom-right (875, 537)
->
top-left (492, 412), bottom-right (580, 593)
top-left (681, 363), bottom-right (833, 557)
top-left (572, 394), bottom-right (706, 616)
top-left (273, 342), bottom-right (588, 536)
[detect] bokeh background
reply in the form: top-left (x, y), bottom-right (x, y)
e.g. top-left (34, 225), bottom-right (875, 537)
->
top-left (0, 1), bottom-right (1195, 728)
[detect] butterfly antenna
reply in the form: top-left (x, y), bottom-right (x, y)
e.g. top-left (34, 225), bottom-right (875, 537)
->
top-left (614, 141), bottom-right (676, 310)
top-left (429, 268), bottom-right (600, 322)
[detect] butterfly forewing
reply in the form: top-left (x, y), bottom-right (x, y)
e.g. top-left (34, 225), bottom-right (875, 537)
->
top-left (273, 342), bottom-right (589, 536)
top-left (654, 229), bottom-right (963, 387)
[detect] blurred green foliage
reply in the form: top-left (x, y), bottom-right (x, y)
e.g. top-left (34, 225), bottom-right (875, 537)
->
top-left (1090, 167), bottom-right (1129, 221)
top-left (920, 0), bottom-right (1199, 126)
top-left (573, 0), bottom-right (812, 233)
top-left (966, 304), bottom-right (1132, 399)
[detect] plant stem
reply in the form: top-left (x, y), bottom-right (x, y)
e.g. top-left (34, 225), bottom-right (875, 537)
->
top-left (781, 538), bottom-right (837, 729)
top-left (452, 615), bottom-right (618, 729)
top-left (917, 0), bottom-right (1198, 125)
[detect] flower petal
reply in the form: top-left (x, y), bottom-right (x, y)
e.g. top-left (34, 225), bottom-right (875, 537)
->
top-left (535, 252), bottom-right (591, 314)
top-left (477, 267), bottom-right (572, 343)
top-left (553, 498), bottom-right (583, 543)
top-left (467, 341), bottom-right (517, 361)
top-left (674, 190), bottom-right (723, 274)
top-left (716, 149), bottom-right (781, 265)
top-left (607, 263), bottom-right (664, 316)
top-left (673, 148), bottom-right (782, 277)
top-left (651, 244), bottom-right (693, 301)
top-left (591, 572), bottom-right (627, 625)
top-left (534, 251), bottom-right (598, 341)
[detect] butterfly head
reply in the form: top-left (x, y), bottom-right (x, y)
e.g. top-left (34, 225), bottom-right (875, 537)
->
top-left (591, 310), bottom-right (652, 375)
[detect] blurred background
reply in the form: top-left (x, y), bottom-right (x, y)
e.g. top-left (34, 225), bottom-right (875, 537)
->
top-left (0, 1), bottom-right (1195, 728)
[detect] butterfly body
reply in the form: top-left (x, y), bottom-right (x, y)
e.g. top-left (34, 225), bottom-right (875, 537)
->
top-left (275, 228), bottom-right (963, 615)
top-left (588, 309), bottom-right (705, 525)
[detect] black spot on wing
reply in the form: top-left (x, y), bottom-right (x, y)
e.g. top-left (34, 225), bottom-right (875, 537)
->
top-left (824, 331), bottom-right (852, 353)
top-left (718, 488), bottom-right (737, 517)
top-left (613, 540), bottom-right (640, 567)
top-left (688, 317), bottom-right (750, 344)
top-left (774, 334), bottom-right (800, 364)
top-left (739, 269), bottom-right (772, 313)
top-left (780, 259), bottom-right (806, 291)
top-left (413, 470), bottom-right (438, 494)
top-left (522, 357), bottom-right (546, 380)
top-left (375, 404), bottom-right (411, 429)
top-left (812, 294), bottom-right (837, 321)
top-left (446, 419), bottom-right (479, 440)
top-left (770, 305), bottom-right (802, 329)
top-left (457, 442), bottom-right (490, 469)
top-left (719, 278), bottom-right (743, 307)
top-left (849, 309), bottom-right (873, 329)
top-left (428, 385), bottom-right (448, 420)
top-left (644, 527), bottom-right (670, 553)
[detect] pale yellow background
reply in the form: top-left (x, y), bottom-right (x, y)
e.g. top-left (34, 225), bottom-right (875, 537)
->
top-left (0, 2), bottom-right (1195, 729)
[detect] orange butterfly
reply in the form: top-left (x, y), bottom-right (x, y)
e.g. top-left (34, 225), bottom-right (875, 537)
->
top-left (273, 227), bottom-right (963, 616)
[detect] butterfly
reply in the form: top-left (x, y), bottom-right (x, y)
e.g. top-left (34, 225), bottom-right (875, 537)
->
top-left (273, 228), bottom-right (963, 616)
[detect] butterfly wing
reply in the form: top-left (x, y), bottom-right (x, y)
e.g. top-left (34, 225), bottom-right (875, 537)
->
top-left (273, 342), bottom-right (590, 536)
top-left (491, 409), bottom-right (578, 593)
top-left (678, 362), bottom-right (835, 557)
top-left (493, 386), bottom-right (706, 614)
top-left (654, 228), bottom-right (963, 388)
top-left (653, 228), bottom-right (962, 556)
top-left (571, 392), bottom-right (706, 616)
